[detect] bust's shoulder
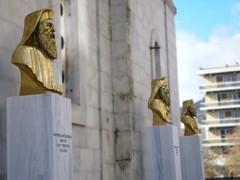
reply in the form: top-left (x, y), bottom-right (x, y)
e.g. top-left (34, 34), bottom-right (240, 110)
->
top-left (149, 98), bottom-right (167, 112)
top-left (181, 115), bottom-right (193, 123)
top-left (12, 46), bottom-right (41, 64)
top-left (151, 98), bottom-right (165, 107)
top-left (12, 46), bottom-right (43, 63)
top-left (14, 45), bottom-right (38, 54)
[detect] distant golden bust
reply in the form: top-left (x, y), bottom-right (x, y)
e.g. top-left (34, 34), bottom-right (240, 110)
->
top-left (12, 9), bottom-right (62, 95)
top-left (148, 77), bottom-right (172, 126)
top-left (181, 99), bottom-right (198, 136)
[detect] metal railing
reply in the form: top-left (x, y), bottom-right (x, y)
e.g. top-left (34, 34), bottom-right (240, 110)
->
top-left (203, 139), bottom-right (227, 144)
top-left (200, 81), bottom-right (240, 90)
top-left (201, 119), bottom-right (240, 125)
top-left (200, 100), bottom-right (240, 108)
top-left (206, 177), bottom-right (240, 180)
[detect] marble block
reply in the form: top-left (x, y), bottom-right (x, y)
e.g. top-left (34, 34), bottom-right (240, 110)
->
top-left (7, 94), bottom-right (73, 180)
top-left (179, 135), bottom-right (204, 180)
top-left (146, 125), bottom-right (182, 180)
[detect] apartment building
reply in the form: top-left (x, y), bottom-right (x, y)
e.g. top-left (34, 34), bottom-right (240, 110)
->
top-left (198, 64), bottom-right (240, 156)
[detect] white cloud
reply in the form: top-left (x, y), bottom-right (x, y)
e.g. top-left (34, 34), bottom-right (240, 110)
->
top-left (176, 30), bottom-right (240, 106)
top-left (211, 24), bottom-right (232, 38)
top-left (231, 2), bottom-right (240, 16)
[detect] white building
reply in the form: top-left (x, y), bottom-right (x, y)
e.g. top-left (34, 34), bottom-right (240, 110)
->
top-left (198, 64), bottom-right (240, 158)
top-left (0, 0), bottom-right (180, 179)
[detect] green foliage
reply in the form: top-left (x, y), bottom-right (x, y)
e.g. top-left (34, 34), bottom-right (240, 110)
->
top-left (204, 147), bottom-right (219, 178)
top-left (225, 126), bottom-right (240, 176)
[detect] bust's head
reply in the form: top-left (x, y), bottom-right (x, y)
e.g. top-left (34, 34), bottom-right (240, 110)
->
top-left (182, 99), bottom-right (196, 117)
top-left (18, 9), bottom-right (57, 59)
top-left (36, 16), bottom-right (57, 59)
top-left (149, 77), bottom-right (171, 107)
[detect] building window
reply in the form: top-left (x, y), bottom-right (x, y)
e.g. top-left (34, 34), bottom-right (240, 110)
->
top-left (219, 111), bottom-right (225, 120)
top-left (216, 76), bottom-right (223, 83)
top-left (221, 93), bottom-right (227, 101)
top-left (232, 92), bottom-right (240, 100)
top-left (154, 41), bottom-right (161, 78)
top-left (150, 30), bottom-right (161, 79)
top-left (233, 111), bottom-right (240, 118)
top-left (218, 93), bottom-right (228, 101)
top-left (219, 110), bottom-right (240, 119)
top-left (220, 129), bottom-right (233, 139)
top-left (225, 111), bottom-right (232, 119)
top-left (230, 74), bottom-right (237, 82)
top-left (221, 130), bottom-right (225, 138)
top-left (60, 3), bottom-right (63, 16)
top-left (219, 110), bottom-right (231, 120)
top-left (237, 73), bottom-right (240, 81)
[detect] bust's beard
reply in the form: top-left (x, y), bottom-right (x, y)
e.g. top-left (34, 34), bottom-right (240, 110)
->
top-left (37, 31), bottom-right (57, 59)
top-left (189, 109), bottom-right (197, 117)
top-left (159, 89), bottom-right (170, 107)
top-left (162, 94), bottom-right (170, 107)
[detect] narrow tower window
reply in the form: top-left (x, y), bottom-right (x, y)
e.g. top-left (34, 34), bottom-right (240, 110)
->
top-left (154, 41), bottom-right (161, 78)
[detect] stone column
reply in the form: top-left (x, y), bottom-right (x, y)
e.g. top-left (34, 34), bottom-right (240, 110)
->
top-left (179, 135), bottom-right (205, 180)
top-left (7, 94), bottom-right (72, 180)
top-left (146, 125), bottom-right (182, 180)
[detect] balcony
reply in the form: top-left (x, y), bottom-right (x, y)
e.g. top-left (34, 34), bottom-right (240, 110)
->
top-left (200, 100), bottom-right (240, 111)
top-left (198, 65), bottom-right (240, 76)
top-left (200, 118), bottom-right (240, 128)
top-left (199, 81), bottom-right (240, 92)
top-left (202, 138), bottom-right (233, 147)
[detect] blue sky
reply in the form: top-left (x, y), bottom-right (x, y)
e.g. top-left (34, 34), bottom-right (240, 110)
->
top-left (175, 1), bottom-right (240, 41)
top-left (175, 1), bottom-right (240, 105)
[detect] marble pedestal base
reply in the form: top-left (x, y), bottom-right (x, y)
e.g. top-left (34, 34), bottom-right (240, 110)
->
top-left (179, 135), bottom-right (204, 180)
top-left (146, 125), bottom-right (182, 180)
top-left (7, 94), bottom-right (73, 180)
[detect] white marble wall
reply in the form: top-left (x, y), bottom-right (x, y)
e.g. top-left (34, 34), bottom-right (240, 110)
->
top-left (64, 0), bottom-right (115, 179)
top-left (0, 0), bottom-right (179, 179)
top-left (111, 0), bottom-right (179, 179)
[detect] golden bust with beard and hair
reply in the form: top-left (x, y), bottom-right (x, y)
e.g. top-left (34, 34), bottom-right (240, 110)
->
top-left (12, 8), bottom-right (62, 95)
top-left (181, 99), bottom-right (198, 136)
top-left (148, 77), bottom-right (172, 126)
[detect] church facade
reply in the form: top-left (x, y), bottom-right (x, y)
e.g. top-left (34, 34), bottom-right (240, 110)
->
top-left (0, 0), bottom-right (179, 179)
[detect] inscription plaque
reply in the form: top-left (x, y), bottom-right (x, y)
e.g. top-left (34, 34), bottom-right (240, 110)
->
top-left (53, 133), bottom-right (72, 153)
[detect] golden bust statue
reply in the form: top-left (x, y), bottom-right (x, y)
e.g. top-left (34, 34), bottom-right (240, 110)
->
top-left (12, 9), bottom-right (62, 95)
top-left (181, 99), bottom-right (198, 136)
top-left (148, 77), bottom-right (172, 126)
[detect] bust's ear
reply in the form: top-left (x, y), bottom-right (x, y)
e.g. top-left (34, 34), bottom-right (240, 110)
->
top-left (27, 31), bottom-right (38, 47)
top-left (35, 22), bottom-right (42, 32)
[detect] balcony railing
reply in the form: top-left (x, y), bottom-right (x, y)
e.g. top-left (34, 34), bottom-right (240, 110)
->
top-left (201, 118), bottom-right (240, 125)
top-left (206, 178), bottom-right (240, 180)
top-left (200, 100), bottom-right (240, 109)
top-left (203, 139), bottom-right (227, 144)
top-left (202, 138), bottom-right (237, 147)
top-left (199, 81), bottom-right (240, 91)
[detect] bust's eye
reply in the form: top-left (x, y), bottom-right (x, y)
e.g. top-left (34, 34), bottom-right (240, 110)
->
top-left (46, 23), bottom-right (53, 28)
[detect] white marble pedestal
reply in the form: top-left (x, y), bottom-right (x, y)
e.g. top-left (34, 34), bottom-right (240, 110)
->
top-left (7, 94), bottom-right (73, 180)
top-left (179, 135), bottom-right (204, 180)
top-left (146, 125), bottom-right (182, 180)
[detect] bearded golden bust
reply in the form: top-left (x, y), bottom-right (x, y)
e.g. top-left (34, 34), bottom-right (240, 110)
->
top-left (12, 9), bottom-right (62, 95)
top-left (148, 77), bottom-right (172, 126)
top-left (181, 99), bottom-right (198, 136)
